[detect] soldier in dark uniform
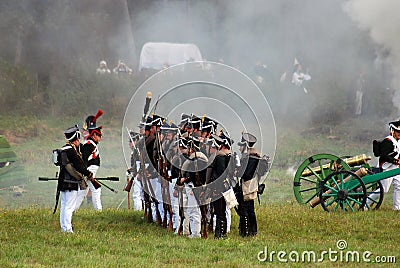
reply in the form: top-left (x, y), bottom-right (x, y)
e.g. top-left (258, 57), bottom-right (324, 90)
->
top-left (128, 131), bottom-right (143, 211)
top-left (75, 122), bottom-right (103, 211)
top-left (236, 132), bottom-right (261, 237)
top-left (136, 117), bottom-right (158, 223)
top-left (179, 136), bottom-right (208, 238)
top-left (58, 125), bottom-right (92, 233)
top-left (75, 110), bottom-right (103, 211)
top-left (200, 116), bottom-right (218, 140)
top-left (148, 114), bottom-right (164, 224)
top-left (206, 131), bottom-right (233, 239)
top-left (189, 114), bottom-right (202, 137)
top-left (199, 116), bottom-right (216, 154)
top-left (368, 120), bottom-right (400, 210)
top-left (179, 113), bottom-right (191, 135)
top-left (172, 137), bottom-right (190, 235)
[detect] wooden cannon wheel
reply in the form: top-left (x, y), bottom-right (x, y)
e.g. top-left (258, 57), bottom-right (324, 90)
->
top-left (293, 154), bottom-right (351, 205)
top-left (363, 180), bottom-right (384, 210)
top-left (319, 170), bottom-right (367, 212)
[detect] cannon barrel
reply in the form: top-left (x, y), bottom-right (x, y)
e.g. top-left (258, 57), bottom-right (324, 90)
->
top-left (301, 154), bottom-right (371, 177)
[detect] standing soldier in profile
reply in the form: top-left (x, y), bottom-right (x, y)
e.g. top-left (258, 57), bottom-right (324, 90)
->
top-left (75, 110), bottom-right (104, 211)
top-left (58, 125), bottom-right (92, 233)
top-left (368, 119), bottom-right (400, 210)
top-left (151, 114), bottom-right (165, 225)
top-left (127, 131), bottom-right (143, 211)
top-left (206, 131), bottom-right (233, 239)
top-left (179, 136), bottom-right (208, 238)
top-left (171, 137), bottom-right (190, 235)
top-left (236, 132), bottom-right (261, 237)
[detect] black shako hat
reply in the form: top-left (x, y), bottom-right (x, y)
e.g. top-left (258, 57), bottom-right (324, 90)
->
top-left (178, 137), bottom-right (188, 149)
top-left (179, 113), bottom-right (190, 127)
top-left (210, 133), bottom-right (224, 148)
top-left (219, 130), bottom-right (233, 148)
top-left (64, 125), bottom-right (81, 141)
top-left (389, 119), bottom-right (400, 131)
top-left (189, 114), bottom-right (201, 130)
top-left (188, 136), bottom-right (201, 150)
top-left (144, 116), bottom-right (153, 131)
top-left (128, 131), bottom-right (141, 142)
top-left (160, 122), bottom-right (179, 134)
top-left (237, 132), bottom-right (257, 148)
top-left (201, 116), bottom-right (218, 134)
top-left (151, 114), bottom-right (164, 127)
top-left (84, 110), bottom-right (103, 131)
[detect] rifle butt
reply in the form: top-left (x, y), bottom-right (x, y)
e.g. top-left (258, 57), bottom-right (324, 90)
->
top-left (124, 179), bottom-right (133, 192)
top-left (156, 207), bottom-right (162, 226)
top-left (90, 179), bottom-right (102, 189)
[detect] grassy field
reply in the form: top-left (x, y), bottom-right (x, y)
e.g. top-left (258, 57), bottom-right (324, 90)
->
top-left (1, 205), bottom-right (399, 267)
top-left (1, 115), bottom-right (399, 267)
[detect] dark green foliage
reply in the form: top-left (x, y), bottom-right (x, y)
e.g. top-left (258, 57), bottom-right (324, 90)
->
top-left (0, 60), bottom-right (139, 118)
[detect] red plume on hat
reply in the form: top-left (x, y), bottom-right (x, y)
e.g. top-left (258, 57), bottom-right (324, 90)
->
top-left (84, 109), bottom-right (104, 131)
top-left (93, 109), bottom-right (103, 123)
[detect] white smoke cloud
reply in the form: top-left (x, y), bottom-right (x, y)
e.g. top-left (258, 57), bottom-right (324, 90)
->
top-left (343, 0), bottom-right (400, 105)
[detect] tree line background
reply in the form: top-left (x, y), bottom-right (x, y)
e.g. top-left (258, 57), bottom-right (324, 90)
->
top-left (0, 0), bottom-right (395, 126)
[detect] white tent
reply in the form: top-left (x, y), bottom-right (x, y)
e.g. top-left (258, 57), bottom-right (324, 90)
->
top-left (139, 42), bottom-right (203, 71)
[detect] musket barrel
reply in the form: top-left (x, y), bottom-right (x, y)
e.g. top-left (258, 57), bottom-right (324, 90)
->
top-left (39, 176), bottom-right (119, 181)
top-left (301, 154), bottom-right (371, 177)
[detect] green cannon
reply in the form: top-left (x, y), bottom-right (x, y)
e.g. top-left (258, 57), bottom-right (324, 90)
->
top-left (293, 153), bottom-right (390, 212)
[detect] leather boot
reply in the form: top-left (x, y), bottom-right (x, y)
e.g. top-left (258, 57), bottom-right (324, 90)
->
top-left (220, 219), bottom-right (227, 239)
top-left (214, 219), bottom-right (221, 239)
top-left (239, 216), bottom-right (249, 237)
top-left (249, 214), bottom-right (257, 236)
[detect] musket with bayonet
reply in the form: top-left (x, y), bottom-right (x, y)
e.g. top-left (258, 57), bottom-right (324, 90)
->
top-left (175, 155), bottom-right (185, 235)
top-left (157, 130), bottom-right (174, 231)
top-left (129, 91), bottom-right (161, 224)
top-left (192, 141), bottom-right (208, 239)
top-left (39, 176), bottom-right (120, 193)
top-left (135, 138), bottom-right (155, 223)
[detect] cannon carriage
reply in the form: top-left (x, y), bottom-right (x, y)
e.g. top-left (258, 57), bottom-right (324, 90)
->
top-left (293, 153), bottom-right (391, 212)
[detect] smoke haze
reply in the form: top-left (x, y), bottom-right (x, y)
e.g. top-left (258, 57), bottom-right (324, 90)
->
top-left (343, 0), bottom-right (400, 108)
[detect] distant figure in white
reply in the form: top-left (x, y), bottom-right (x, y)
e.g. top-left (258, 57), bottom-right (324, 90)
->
top-left (291, 63), bottom-right (311, 89)
top-left (355, 71), bottom-right (365, 116)
top-left (96, 60), bottom-right (111, 74)
top-left (113, 60), bottom-right (132, 75)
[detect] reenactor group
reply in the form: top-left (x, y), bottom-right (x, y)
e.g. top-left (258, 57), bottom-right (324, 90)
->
top-left (126, 113), bottom-right (269, 239)
top-left (54, 108), bottom-right (268, 237)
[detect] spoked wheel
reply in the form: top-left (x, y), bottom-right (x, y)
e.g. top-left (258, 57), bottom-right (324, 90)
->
top-left (363, 181), bottom-right (384, 210)
top-left (320, 170), bottom-right (367, 212)
top-left (293, 154), bottom-right (351, 206)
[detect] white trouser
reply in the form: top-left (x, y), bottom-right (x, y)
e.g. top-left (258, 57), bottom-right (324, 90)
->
top-left (212, 207), bottom-right (231, 233)
top-left (371, 176), bottom-right (400, 210)
top-left (170, 178), bottom-right (179, 229)
top-left (392, 175), bottom-right (400, 210)
top-left (185, 183), bottom-right (201, 238)
top-left (132, 175), bottom-right (143, 211)
top-left (75, 165), bottom-right (102, 211)
top-left (355, 90), bottom-right (363, 115)
top-left (150, 177), bottom-right (164, 222)
top-left (175, 186), bottom-right (190, 235)
top-left (60, 190), bottom-right (78, 232)
top-left (367, 163), bottom-right (400, 210)
top-left (367, 177), bottom-right (392, 206)
top-left (226, 207), bottom-right (231, 233)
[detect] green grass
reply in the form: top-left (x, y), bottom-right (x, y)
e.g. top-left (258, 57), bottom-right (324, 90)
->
top-left (1, 115), bottom-right (399, 267)
top-left (0, 205), bottom-right (399, 267)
